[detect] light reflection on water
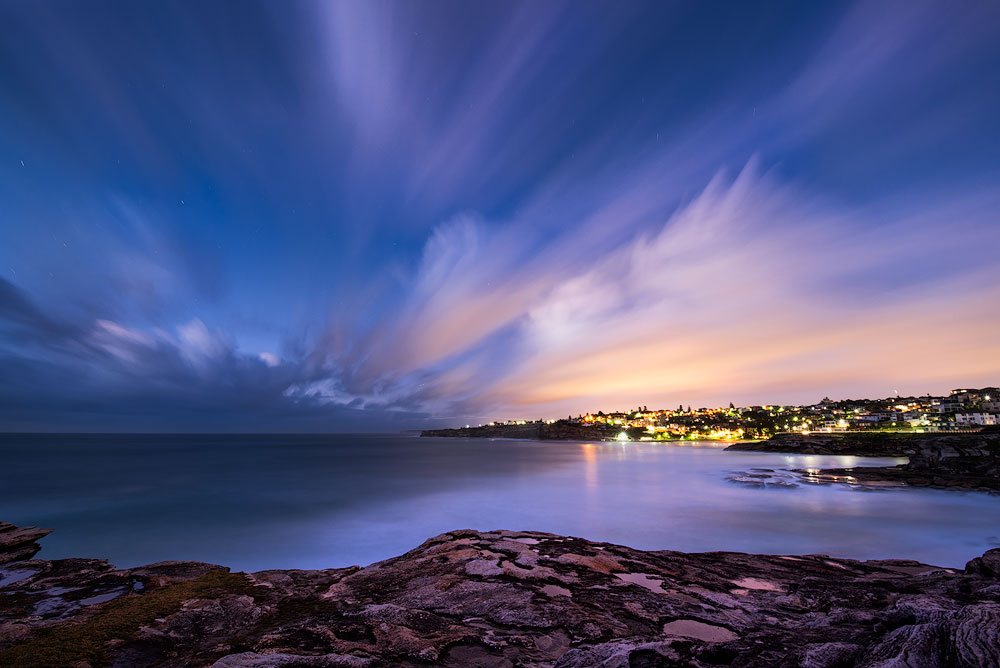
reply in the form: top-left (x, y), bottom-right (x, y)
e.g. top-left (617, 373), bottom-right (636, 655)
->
top-left (1, 433), bottom-right (997, 570)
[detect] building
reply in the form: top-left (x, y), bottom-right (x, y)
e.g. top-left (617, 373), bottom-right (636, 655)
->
top-left (955, 413), bottom-right (999, 427)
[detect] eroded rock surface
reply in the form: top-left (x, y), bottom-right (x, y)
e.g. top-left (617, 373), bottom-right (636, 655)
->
top-left (2, 522), bottom-right (999, 667)
top-left (0, 522), bottom-right (51, 565)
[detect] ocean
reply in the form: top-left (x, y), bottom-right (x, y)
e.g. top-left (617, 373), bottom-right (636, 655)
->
top-left (1, 433), bottom-right (997, 570)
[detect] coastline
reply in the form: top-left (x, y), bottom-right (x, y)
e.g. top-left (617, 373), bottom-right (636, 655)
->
top-left (421, 426), bottom-right (1000, 493)
top-left (420, 423), bottom-right (750, 444)
top-left (726, 431), bottom-right (1000, 493)
top-left (2, 521), bottom-right (999, 667)
top-left (421, 422), bottom-right (647, 441)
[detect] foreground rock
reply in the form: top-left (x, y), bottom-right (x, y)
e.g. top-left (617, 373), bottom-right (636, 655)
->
top-left (727, 432), bottom-right (1000, 492)
top-left (2, 522), bottom-right (1000, 667)
top-left (0, 522), bottom-right (51, 564)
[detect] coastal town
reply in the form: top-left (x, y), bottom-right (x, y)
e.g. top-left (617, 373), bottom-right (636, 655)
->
top-left (428, 386), bottom-right (1000, 441)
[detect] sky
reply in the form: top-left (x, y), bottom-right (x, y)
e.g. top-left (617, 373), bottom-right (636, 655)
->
top-left (1, 0), bottom-right (999, 432)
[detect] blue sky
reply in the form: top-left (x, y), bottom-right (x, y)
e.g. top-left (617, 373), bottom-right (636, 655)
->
top-left (1, 0), bottom-right (999, 431)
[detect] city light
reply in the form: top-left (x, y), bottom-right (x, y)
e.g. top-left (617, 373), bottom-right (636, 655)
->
top-left (503, 386), bottom-right (1000, 442)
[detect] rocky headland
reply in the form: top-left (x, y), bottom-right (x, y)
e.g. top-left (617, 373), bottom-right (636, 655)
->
top-left (3, 520), bottom-right (1000, 667)
top-left (421, 422), bottom-right (645, 441)
top-left (726, 431), bottom-right (1000, 493)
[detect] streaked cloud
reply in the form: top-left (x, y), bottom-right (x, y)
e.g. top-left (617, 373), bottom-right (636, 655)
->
top-left (1, 0), bottom-right (998, 429)
top-left (326, 163), bottom-right (1000, 420)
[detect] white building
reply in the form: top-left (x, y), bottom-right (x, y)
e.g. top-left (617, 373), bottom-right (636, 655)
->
top-left (954, 413), bottom-right (999, 427)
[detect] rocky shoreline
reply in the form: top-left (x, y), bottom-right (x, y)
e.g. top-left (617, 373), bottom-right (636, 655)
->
top-left (421, 422), bottom-right (646, 441)
top-left (726, 432), bottom-right (1000, 492)
top-left (3, 521), bottom-right (1000, 667)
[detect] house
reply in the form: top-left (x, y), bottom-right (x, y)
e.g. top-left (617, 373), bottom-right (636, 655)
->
top-left (955, 413), bottom-right (999, 427)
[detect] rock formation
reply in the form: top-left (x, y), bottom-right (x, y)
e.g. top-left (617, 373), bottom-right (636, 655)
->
top-left (421, 421), bottom-right (644, 441)
top-left (728, 432), bottom-right (1000, 492)
top-left (2, 521), bottom-right (999, 666)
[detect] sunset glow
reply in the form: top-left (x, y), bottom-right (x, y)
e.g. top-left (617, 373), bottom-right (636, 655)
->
top-left (1, 1), bottom-right (998, 431)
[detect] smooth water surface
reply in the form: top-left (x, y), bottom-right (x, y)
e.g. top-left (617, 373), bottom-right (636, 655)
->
top-left (1, 433), bottom-right (997, 570)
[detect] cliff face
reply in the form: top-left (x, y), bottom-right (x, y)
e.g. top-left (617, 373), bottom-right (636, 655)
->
top-left (727, 432), bottom-right (1000, 492)
top-left (2, 521), bottom-right (1000, 667)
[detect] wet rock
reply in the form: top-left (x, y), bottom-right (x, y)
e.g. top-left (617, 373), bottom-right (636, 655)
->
top-left (730, 577), bottom-right (782, 592)
top-left (726, 467), bottom-right (810, 490)
top-left (212, 651), bottom-right (373, 667)
top-left (662, 619), bottom-right (738, 643)
top-left (615, 572), bottom-right (667, 594)
top-left (729, 432), bottom-right (1000, 492)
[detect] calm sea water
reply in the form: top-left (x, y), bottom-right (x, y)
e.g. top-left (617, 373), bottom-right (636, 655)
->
top-left (1, 433), bottom-right (997, 570)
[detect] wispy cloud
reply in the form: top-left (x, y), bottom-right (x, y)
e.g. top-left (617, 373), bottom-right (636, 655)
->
top-left (1, 0), bottom-right (998, 429)
top-left (319, 161), bottom-right (1000, 420)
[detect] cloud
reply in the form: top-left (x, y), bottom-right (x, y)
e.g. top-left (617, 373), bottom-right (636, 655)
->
top-left (12, 149), bottom-right (997, 431)
top-left (0, 281), bottom-right (432, 431)
top-left (489, 165), bottom-right (1000, 414)
top-left (2, 0), bottom-right (998, 430)
top-left (258, 352), bottom-right (280, 368)
top-left (0, 278), bottom-right (79, 343)
top-left (318, 161), bottom-right (1000, 420)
